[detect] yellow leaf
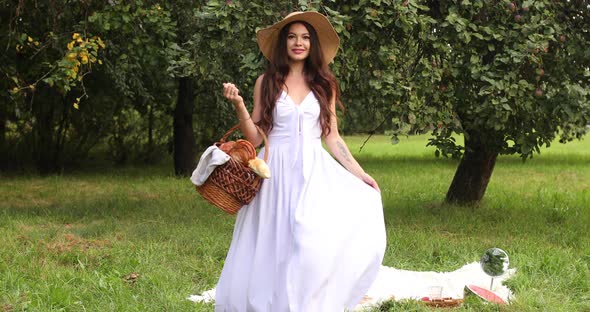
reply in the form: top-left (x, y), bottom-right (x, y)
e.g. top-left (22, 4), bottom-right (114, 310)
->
top-left (98, 60), bottom-right (103, 65)
top-left (27, 36), bottom-right (33, 42)
top-left (73, 103), bottom-right (79, 109)
top-left (73, 33), bottom-right (80, 40)
top-left (11, 87), bottom-right (19, 94)
top-left (34, 41), bottom-right (40, 46)
top-left (67, 41), bottom-right (75, 50)
top-left (81, 55), bottom-right (88, 64)
top-left (67, 52), bottom-right (77, 60)
top-left (76, 37), bottom-right (83, 43)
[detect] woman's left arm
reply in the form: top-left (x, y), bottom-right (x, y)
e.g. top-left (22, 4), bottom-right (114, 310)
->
top-left (323, 94), bottom-right (380, 192)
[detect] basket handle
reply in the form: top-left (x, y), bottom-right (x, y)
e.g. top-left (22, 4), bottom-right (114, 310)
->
top-left (218, 123), bottom-right (270, 163)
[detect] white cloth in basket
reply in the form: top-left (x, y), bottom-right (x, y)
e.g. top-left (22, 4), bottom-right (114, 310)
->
top-left (190, 145), bottom-right (231, 186)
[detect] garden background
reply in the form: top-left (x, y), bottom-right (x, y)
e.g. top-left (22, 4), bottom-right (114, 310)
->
top-left (1, 0), bottom-right (589, 311)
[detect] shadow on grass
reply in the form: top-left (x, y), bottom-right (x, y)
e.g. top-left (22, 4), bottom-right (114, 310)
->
top-left (1, 151), bottom-right (588, 179)
top-left (357, 154), bottom-right (590, 167)
top-left (0, 184), bottom-right (227, 229)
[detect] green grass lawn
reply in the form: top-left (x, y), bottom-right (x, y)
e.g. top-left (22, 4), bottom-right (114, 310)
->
top-left (1, 134), bottom-right (589, 311)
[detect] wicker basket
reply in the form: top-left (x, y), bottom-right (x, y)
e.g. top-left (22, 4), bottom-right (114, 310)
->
top-left (196, 124), bottom-right (269, 214)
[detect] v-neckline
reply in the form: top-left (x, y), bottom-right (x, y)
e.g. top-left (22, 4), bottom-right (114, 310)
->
top-left (282, 90), bottom-right (313, 107)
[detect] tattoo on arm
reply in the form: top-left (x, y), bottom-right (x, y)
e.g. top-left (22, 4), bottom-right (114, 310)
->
top-left (337, 141), bottom-right (352, 163)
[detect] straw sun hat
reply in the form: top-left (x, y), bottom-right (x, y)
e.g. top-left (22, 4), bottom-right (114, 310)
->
top-left (256, 11), bottom-right (340, 64)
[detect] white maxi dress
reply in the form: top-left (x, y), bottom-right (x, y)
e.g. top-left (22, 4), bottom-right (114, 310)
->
top-left (214, 90), bottom-right (386, 312)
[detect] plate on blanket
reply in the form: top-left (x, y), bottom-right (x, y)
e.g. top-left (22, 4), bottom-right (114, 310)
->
top-left (464, 285), bottom-right (506, 304)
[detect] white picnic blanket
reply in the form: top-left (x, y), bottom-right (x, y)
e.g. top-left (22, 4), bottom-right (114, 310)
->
top-left (353, 262), bottom-right (515, 309)
top-left (187, 262), bottom-right (516, 310)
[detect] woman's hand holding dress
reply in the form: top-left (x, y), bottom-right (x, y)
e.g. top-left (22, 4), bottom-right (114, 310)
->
top-left (360, 172), bottom-right (380, 193)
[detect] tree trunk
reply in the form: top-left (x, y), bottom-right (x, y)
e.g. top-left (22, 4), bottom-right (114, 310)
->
top-left (33, 87), bottom-right (59, 174)
top-left (0, 105), bottom-right (5, 155)
top-left (148, 101), bottom-right (154, 154)
top-left (54, 95), bottom-right (71, 169)
top-left (0, 105), bottom-right (6, 170)
top-left (35, 110), bottom-right (55, 174)
top-left (446, 133), bottom-right (498, 204)
top-left (173, 77), bottom-right (196, 176)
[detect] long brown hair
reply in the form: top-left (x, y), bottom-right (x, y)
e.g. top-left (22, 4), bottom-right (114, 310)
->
top-left (259, 21), bottom-right (343, 137)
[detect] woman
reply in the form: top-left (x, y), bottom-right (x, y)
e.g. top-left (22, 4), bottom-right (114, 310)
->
top-left (216, 11), bottom-right (386, 312)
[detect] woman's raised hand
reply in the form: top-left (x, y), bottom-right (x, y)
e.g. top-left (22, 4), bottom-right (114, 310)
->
top-left (360, 172), bottom-right (381, 193)
top-left (223, 82), bottom-right (244, 107)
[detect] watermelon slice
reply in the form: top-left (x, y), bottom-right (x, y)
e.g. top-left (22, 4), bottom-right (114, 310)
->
top-left (464, 285), bottom-right (506, 304)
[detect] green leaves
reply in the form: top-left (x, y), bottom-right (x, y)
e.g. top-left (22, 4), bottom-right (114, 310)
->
top-left (3, 0), bottom-right (588, 170)
top-left (419, 0), bottom-right (590, 159)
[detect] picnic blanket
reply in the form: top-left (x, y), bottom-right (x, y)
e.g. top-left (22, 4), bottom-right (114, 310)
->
top-left (187, 262), bottom-right (516, 310)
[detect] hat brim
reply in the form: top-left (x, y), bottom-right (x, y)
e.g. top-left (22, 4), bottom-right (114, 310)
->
top-left (256, 11), bottom-right (340, 64)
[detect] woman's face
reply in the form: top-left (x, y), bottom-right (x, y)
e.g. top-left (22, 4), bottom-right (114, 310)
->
top-left (286, 23), bottom-right (311, 62)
